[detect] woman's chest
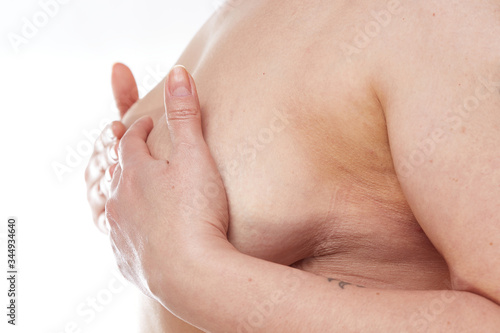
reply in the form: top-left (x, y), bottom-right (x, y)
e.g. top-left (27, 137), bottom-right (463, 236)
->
top-left (133, 0), bottom-right (410, 266)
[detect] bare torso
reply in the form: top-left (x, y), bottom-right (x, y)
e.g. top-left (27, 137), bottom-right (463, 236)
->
top-left (122, 1), bottom-right (450, 331)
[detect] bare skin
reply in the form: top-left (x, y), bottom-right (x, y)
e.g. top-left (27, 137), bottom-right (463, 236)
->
top-left (88, 0), bottom-right (500, 331)
top-left (124, 0), bottom-right (449, 286)
top-left (121, 1), bottom-right (443, 330)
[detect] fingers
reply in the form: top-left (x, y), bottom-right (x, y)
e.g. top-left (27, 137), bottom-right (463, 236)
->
top-left (112, 63), bottom-right (139, 118)
top-left (110, 121), bottom-right (127, 141)
top-left (87, 180), bottom-right (107, 233)
top-left (118, 116), bottom-right (154, 170)
top-left (85, 121), bottom-right (124, 234)
top-left (164, 65), bottom-right (205, 149)
top-left (94, 121), bottom-right (124, 156)
top-left (85, 122), bottom-right (122, 188)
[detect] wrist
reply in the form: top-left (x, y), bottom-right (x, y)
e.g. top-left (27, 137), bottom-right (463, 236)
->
top-left (150, 234), bottom-right (237, 313)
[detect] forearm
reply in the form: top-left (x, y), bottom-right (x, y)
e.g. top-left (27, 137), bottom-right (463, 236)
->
top-left (139, 294), bottom-right (203, 333)
top-left (155, 241), bottom-right (500, 333)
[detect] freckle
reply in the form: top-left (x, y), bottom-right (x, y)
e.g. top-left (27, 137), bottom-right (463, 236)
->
top-left (447, 321), bottom-right (451, 325)
top-left (172, 186), bottom-right (175, 189)
top-left (429, 160), bottom-right (433, 163)
top-left (461, 126), bottom-right (466, 133)
top-left (376, 292), bottom-right (380, 295)
top-left (491, 242), bottom-right (494, 246)
top-left (433, 13), bottom-right (436, 17)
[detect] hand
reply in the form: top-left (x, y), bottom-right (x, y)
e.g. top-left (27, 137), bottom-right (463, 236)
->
top-left (85, 63), bottom-right (139, 233)
top-left (105, 65), bottom-right (230, 298)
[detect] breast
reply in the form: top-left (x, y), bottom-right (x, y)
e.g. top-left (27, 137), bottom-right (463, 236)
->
top-left (178, 70), bottom-right (343, 265)
top-left (124, 0), bottom-right (450, 288)
top-left (141, 84), bottom-right (334, 266)
top-left (143, 30), bottom-right (386, 268)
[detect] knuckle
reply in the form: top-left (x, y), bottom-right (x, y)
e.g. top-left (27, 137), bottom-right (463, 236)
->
top-left (94, 136), bottom-right (104, 152)
top-left (95, 214), bottom-right (108, 234)
top-left (99, 176), bottom-right (110, 198)
top-left (89, 154), bottom-right (100, 171)
top-left (94, 153), bottom-right (105, 172)
top-left (167, 103), bottom-right (199, 121)
top-left (84, 158), bottom-right (101, 184)
top-left (101, 124), bottom-right (116, 145)
top-left (87, 183), bottom-right (105, 209)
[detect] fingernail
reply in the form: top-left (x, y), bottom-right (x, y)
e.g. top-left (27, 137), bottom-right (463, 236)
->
top-left (168, 65), bottom-right (192, 97)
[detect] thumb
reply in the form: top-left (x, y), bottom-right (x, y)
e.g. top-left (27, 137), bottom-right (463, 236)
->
top-left (164, 65), bottom-right (205, 149)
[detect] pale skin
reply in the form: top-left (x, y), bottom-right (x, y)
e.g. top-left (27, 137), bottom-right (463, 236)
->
top-left (86, 0), bottom-right (500, 331)
top-left (106, 66), bottom-right (500, 332)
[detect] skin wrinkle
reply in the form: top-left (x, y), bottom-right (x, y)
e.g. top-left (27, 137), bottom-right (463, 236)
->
top-left (298, 254), bottom-right (450, 291)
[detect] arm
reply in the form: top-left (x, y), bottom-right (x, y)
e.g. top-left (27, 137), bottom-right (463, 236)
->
top-left (376, 3), bottom-right (500, 304)
top-left (107, 66), bottom-right (500, 333)
top-left (157, 240), bottom-right (500, 333)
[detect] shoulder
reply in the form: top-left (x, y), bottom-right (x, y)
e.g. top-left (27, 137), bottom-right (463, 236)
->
top-left (380, 0), bottom-right (500, 61)
top-left (369, 2), bottom-right (500, 302)
top-left (368, 0), bottom-right (500, 109)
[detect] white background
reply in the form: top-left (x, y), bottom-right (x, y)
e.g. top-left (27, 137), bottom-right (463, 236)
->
top-left (0, 1), bottom-right (218, 332)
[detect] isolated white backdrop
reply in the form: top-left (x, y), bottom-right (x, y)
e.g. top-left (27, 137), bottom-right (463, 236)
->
top-left (0, 1), bottom-right (218, 332)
